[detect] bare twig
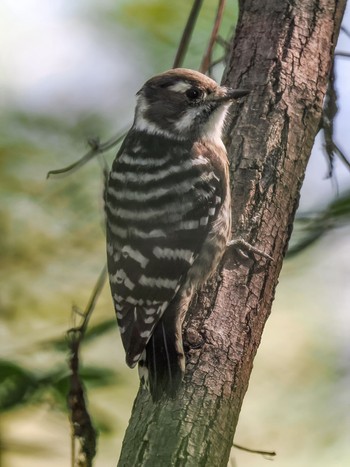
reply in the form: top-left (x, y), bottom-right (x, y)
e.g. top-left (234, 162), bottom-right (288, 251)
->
top-left (67, 266), bottom-right (108, 467)
top-left (340, 25), bottom-right (350, 38)
top-left (233, 442), bottom-right (276, 459)
top-left (335, 51), bottom-right (350, 58)
top-left (47, 130), bottom-right (127, 179)
top-left (332, 144), bottom-right (350, 170)
top-left (199, 0), bottom-right (227, 74)
top-left (173, 0), bottom-right (204, 68)
top-left (321, 64), bottom-right (350, 177)
top-left (322, 64), bottom-right (337, 177)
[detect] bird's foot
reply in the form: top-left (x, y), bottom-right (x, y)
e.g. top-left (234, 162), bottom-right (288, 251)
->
top-left (227, 238), bottom-right (273, 261)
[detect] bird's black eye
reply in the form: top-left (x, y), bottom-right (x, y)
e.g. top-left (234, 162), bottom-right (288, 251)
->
top-left (186, 87), bottom-right (203, 100)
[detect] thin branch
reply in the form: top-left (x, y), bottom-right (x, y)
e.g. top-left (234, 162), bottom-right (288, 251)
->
top-left (199, 0), bottom-right (227, 74)
top-left (173, 0), bottom-right (204, 68)
top-left (322, 64), bottom-right (337, 177)
top-left (67, 265), bottom-right (108, 467)
top-left (340, 25), bottom-right (350, 38)
top-left (335, 51), bottom-right (350, 58)
top-left (333, 143), bottom-right (350, 170)
top-left (47, 130), bottom-right (127, 179)
top-left (319, 61), bottom-right (350, 178)
top-left (233, 442), bottom-right (276, 459)
top-left (78, 265), bottom-right (108, 335)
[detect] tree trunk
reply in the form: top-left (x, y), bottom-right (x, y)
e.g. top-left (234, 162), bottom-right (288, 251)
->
top-left (118, 1), bottom-right (346, 465)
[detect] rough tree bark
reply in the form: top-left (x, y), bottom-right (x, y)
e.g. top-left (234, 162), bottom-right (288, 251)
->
top-left (118, 0), bottom-right (346, 465)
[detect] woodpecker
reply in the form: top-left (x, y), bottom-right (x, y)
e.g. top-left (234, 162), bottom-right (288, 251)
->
top-left (105, 68), bottom-right (248, 401)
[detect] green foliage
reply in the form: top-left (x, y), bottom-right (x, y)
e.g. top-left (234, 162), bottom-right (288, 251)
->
top-left (0, 358), bottom-right (117, 413)
top-left (0, 361), bottom-right (39, 411)
top-left (99, 0), bottom-right (238, 70)
top-left (119, 1), bottom-right (183, 42)
top-left (45, 319), bottom-right (117, 352)
top-left (288, 190), bottom-right (350, 256)
top-left (50, 365), bottom-right (118, 407)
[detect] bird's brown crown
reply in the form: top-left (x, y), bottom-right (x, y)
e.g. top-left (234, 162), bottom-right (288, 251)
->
top-left (133, 68), bottom-right (245, 142)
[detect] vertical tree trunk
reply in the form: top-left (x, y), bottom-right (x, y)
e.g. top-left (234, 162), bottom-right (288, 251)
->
top-left (118, 1), bottom-right (346, 465)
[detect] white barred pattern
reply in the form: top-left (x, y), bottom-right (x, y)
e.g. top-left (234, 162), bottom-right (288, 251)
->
top-left (105, 68), bottom-right (234, 399)
top-left (128, 227), bottom-right (167, 239)
top-left (140, 329), bottom-right (152, 339)
top-left (121, 245), bottom-right (149, 268)
top-left (113, 293), bottom-right (124, 304)
top-left (109, 269), bottom-right (135, 290)
top-left (107, 177), bottom-right (204, 202)
top-left (124, 296), bottom-right (145, 306)
top-left (153, 246), bottom-right (194, 263)
top-left (144, 316), bottom-right (155, 324)
top-left (109, 223), bottom-right (127, 239)
top-left (139, 275), bottom-right (179, 289)
top-left (109, 224), bottom-right (168, 240)
top-left (106, 199), bottom-right (199, 222)
top-left (110, 159), bottom-right (194, 184)
top-left (175, 220), bottom-right (199, 230)
top-left (145, 308), bottom-right (157, 315)
top-left (119, 152), bottom-right (173, 167)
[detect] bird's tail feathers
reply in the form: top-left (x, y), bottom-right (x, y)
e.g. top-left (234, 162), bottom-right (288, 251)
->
top-left (138, 309), bottom-right (185, 402)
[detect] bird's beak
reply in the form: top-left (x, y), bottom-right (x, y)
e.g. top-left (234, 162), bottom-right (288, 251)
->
top-left (225, 88), bottom-right (250, 99)
top-left (212, 88), bottom-right (250, 104)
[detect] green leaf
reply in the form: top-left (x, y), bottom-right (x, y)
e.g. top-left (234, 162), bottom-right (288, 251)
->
top-left (0, 360), bottom-right (38, 411)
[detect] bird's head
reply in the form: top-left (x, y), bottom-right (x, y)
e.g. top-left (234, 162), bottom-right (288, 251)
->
top-left (133, 68), bottom-right (248, 143)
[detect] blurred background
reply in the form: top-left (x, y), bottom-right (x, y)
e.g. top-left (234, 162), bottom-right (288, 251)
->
top-left (0, 1), bottom-right (349, 466)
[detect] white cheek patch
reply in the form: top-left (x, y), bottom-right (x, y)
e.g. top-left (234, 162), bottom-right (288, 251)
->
top-left (174, 107), bottom-right (200, 132)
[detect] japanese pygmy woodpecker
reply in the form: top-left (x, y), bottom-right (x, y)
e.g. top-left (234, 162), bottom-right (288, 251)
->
top-left (105, 68), bottom-right (248, 401)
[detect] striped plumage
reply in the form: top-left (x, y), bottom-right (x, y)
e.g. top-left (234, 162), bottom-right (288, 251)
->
top-left (106, 68), bottom-right (247, 401)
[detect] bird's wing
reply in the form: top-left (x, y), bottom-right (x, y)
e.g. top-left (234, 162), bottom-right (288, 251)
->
top-left (105, 132), bottom-right (228, 367)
